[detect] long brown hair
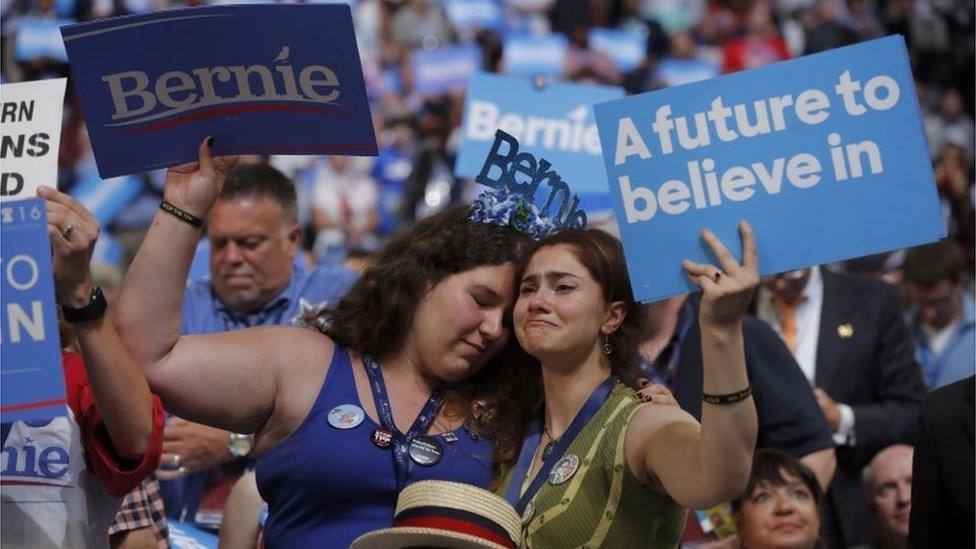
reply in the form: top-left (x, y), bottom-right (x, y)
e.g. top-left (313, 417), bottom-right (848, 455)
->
top-left (316, 205), bottom-right (534, 479)
top-left (488, 228), bottom-right (647, 480)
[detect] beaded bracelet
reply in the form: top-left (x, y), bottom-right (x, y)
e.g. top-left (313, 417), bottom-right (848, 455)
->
top-left (702, 386), bottom-right (752, 405)
top-left (160, 200), bottom-right (204, 228)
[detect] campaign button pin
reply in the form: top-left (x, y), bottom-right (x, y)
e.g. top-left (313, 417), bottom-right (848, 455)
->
top-left (327, 404), bottom-right (364, 429)
top-left (372, 427), bottom-right (394, 449)
top-left (409, 435), bottom-right (444, 466)
top-left (548, 454), bottom-right (580, 485)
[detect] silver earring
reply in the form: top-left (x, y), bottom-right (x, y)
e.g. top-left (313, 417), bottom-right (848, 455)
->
top-left (603, 334), bottom-right (613, 355)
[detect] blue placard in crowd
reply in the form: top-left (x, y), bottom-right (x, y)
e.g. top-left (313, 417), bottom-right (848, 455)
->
top-left (589, 28), bottom-right (647, 73)
top-left (457, 72), bottom-right (624, 203)
top-left (444, 0), bottom-right (503, 33)
top-left (14, 16), bottom-right (72, 63)
top-left (168, 520), bottom-right (219, 549)
top-left (71, 174), bottom-right (143, 226)
top-left (501, 34), bottom-right (568, 77)
top-left (61, 4), bottom-right (377, 179)
top-left (1, 198), bottom-right (66, 422)
top-left (593, 36), bottom-right (944, 302)
top-left (412, 44), bottom-right (482, 96)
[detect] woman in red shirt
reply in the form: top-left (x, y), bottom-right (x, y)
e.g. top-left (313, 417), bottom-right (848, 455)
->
top-left (0, 187), bottom-right (165, 548)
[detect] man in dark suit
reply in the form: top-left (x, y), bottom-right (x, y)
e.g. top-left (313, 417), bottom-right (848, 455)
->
top-left (909, 375), bottom-right (975, 548)
top-left (756, 266), bottom-right (927, 548)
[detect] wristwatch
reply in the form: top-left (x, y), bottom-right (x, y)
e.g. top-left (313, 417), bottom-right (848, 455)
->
top-left (61, 286), bottom-right (107, 324)
top-left (228, 433), bottom-right (254, 458)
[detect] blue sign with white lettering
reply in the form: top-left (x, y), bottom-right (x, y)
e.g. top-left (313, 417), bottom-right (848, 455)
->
top-left (444, 0), bottom-right (503, 34)
top-left (168, 520), bottom-right (219, 549)
top-left (501, 34), bottom-right (568, 77)
top-left (14, 16), bottom-right (71, 63)
top-left (589, 28), bottom-right (646, 73)
top-left (1, 198), bottom-right (66, 422)
top-left (412, 44), bottom-right (482, 96)
top-left (457, 73), bottom-right (623, 202)
top-left (593, 36), bottom-right (944, 302)
top-left (61, 4), bottom-right (377, 179)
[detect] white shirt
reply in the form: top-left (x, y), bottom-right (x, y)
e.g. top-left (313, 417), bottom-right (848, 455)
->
top-left (758, 266), bottom-right (824, 382)
top-left (757, 266), bottom-right (856, 445)
top-left (922, 316), bottom-right (962, 357)
top-left (1, 411), bottom-right (121, 548)
top-left (309, 157), bottom-right (379, 248)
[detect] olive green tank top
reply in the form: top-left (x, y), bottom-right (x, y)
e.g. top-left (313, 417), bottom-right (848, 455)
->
top-left (497, 382), bottom-right (688, 548)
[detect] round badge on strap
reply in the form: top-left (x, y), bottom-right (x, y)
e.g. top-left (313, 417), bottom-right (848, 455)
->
top-left (372, 427), bottom-right (394, 449)
top-left (408, 435), bottom-right (444, 466)
top-left (548, 454), bottom-right (580, 485)
top-left (327, 404), bottom-right (365, 430)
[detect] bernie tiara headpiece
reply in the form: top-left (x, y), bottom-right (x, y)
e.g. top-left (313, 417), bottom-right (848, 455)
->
top-left (468, 129), bottom-right (587, 240)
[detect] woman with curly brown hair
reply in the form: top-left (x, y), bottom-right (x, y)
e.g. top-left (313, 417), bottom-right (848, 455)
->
top-left (112, 140), bottom-right (543, 547)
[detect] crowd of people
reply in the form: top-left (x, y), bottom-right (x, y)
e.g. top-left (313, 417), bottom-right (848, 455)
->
top-left (2, 0), bottom-right (974, 271)
top-left (1, 0), bottom-right (974, 547)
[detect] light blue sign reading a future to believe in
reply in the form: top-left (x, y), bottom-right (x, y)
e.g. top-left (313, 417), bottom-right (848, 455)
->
top-left (1, 198), bottom-right (66, 422)
top-left (62, 4), bottom-right (377, 179)
top-left (594, 36), bottom-right (944, 302)
top-left (457, 72), bottom-right (624, 206)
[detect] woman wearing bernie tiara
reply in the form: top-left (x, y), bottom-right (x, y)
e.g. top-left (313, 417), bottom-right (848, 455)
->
top-left (498, 225), bottom-right (760, 546)
top-left (113, 139), bottom-right (676, 546)
top-left (111, 139), bottom-right (536, 547)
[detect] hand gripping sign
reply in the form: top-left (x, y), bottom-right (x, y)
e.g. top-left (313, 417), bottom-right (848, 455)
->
top-left (62, 4), bottom-right (377, 179)
top-left (593, 36), bottom-right (944, 302)
top-left (1, 198), bottom-right (66, 422)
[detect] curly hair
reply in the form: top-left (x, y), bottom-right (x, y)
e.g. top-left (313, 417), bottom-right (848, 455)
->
top-left (322, 206), bottom-right (531, 358)
top-left (317, 205), bottom-right (535, 481)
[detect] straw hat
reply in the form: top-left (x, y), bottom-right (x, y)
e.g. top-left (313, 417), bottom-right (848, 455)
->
top-left (350, 480), bottom-right (521, 549)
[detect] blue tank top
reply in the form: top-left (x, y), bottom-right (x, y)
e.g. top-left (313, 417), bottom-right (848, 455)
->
top-left (255, 346), bottom-right (495, 548)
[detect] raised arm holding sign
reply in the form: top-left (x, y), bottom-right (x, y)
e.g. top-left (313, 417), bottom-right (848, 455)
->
top-left (1, 189), bottom-right (164, 548)
top-left (62, 5), bottom-right (376, 178)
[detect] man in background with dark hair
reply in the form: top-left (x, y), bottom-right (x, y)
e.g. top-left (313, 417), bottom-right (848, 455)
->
top-left (902, 239), bottom-right (975, 389)
top-left (158, 163), bottom-right (357, 529)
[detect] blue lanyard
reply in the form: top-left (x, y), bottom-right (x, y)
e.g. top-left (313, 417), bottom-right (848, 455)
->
top-left (505, 375), bottom-right (616, 514)
top-left (363, 355), bottom-right (443, 491)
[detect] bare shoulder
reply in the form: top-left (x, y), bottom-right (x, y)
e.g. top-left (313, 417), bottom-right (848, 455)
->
top-left (258, 325), bottom-right (337, 391)
top-left (624, 403), bottom-right (701, 484)
top-left (253, 326), bottom-right (338, 451)
top-left (257, 325), bottom-right (335, 365)
top-left (627, 401), bottom-right (699, 436)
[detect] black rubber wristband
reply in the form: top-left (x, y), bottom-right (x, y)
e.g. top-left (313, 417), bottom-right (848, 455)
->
top-left (160, 200), bottom-right (203, 227)
top-left (702, 386), bottom-right (752, 405)
top-left (62, 286), bottom-right (107, 324)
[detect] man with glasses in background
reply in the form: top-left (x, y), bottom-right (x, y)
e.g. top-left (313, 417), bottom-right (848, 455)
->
top-left (901, 239), bottom-right (975, 390)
